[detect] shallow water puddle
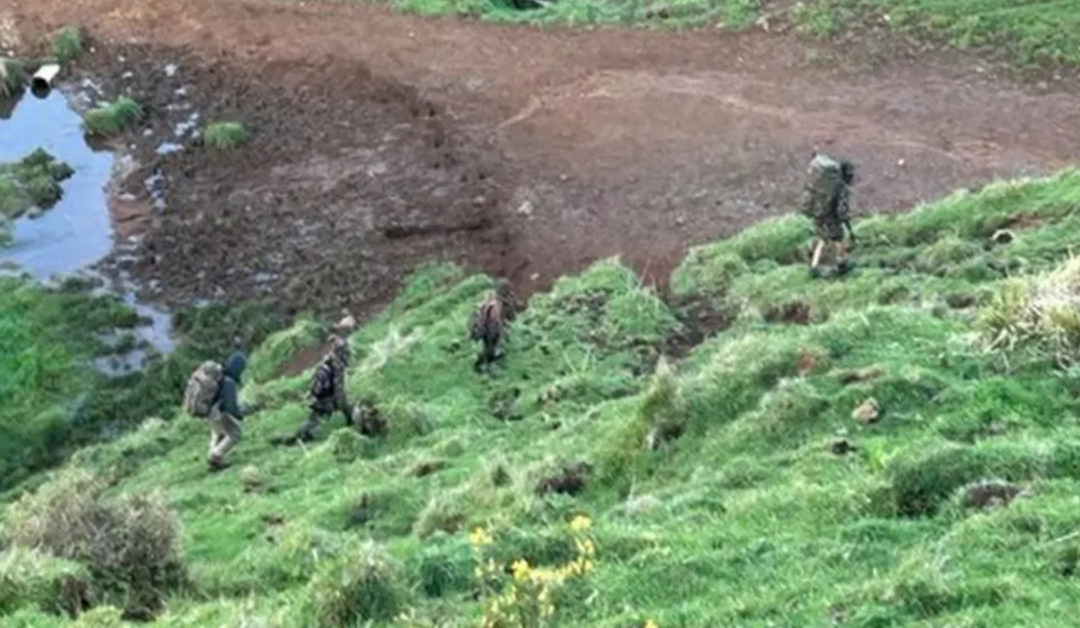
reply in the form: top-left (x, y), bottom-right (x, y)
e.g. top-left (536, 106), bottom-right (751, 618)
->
top-left (1, 86), bottom-right (176, 362)
top-left (0, 88), bottom-right (114, 277)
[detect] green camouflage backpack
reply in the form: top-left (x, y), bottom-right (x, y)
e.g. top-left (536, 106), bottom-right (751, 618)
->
top-left (800, 152), bottom-right (848, 222)
top-left (182, 360), bottom-right (224, 418)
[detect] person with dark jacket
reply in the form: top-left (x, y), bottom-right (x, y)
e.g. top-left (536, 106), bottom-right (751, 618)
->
top-left (208, 351), bottom-right (247, 471)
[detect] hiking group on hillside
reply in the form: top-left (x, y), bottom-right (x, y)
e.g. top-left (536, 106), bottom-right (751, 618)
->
top-left (181, 152), bottom-right (858, 471)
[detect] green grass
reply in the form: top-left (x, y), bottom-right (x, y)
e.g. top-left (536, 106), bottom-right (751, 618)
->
top-left (202, 121), bottom-right (250, 151)
top-left (51, 26), bottom-right (83, 65)
top-left (367, 0), bottom-right (1080, 68)
top-left (6, 168), bottom-right (1080, 625)
top-left (82, 97), bottom-right (142, 138)
top-left (389, 0), bottom-right (759, 30)
top-left (790, 0), bottom-right (1080, 66)
top-left (0, 149), bottom-right (75, 222)
top-left (1, 57), bottom-right (25, 98)
top-left (0, 264), bottom-right (287, 492)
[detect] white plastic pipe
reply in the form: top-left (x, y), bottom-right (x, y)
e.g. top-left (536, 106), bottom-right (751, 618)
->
top-left (31, 64), bottom-right (60, 91)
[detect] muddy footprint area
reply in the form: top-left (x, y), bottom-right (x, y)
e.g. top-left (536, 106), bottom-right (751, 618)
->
top-left (64, 37), bottom-right (518, 319)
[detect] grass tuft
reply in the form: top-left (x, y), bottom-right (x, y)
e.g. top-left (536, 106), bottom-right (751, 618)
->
top-left (309, 540), bottom-right (408, 625)
top-left (0, 57), bottom-right (25, 99)
top-left (203, 121), bottom-right (250, 151)
top-left (3, 468), bottom-right (186, 616)
top-left (51, 26), bottom-right (83, 64)
top-left (82, 97), bottom-right (142, 138)
top-left (979, 255), bottom-right (1080, 362)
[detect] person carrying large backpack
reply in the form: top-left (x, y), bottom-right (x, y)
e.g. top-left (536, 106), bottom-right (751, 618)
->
top-left (801, 150), bottom-right (858, 278)
top-left (469, 278), bottom-right (517, 373)
top-left (272, 335), bottom-right (352, 446)
top-left (182, 351), bottom-right (248, 471)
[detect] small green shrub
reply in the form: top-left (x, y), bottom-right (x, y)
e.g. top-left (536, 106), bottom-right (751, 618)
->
top-left (309, 540), bottom-right (408, 625)
top-left (203, 121), bottom-right (250, 151)
top-left (51, 27), bottom-right (83, 64)
top-left (0, 546), bottom-right (92, 616)
top-left (2, 468), bottom-right (186, 616)
top-left (411, 538), bottom-right (474, 598)
top-left (83, 98), bottom-right (142, 137)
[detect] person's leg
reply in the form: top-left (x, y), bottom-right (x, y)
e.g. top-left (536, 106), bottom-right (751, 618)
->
top-left (211, 414), bottom-right (242, 462)
top-left (809, 238), bottom-right (826, 277)
top-left (294, 408), bottom-right (325, 442)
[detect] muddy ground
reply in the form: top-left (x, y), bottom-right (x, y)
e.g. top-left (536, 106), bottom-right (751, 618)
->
top-left (3, 0), bottom-right (1079, 321)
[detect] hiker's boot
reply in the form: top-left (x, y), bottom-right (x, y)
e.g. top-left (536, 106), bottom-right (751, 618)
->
top-left (207, 457), bottom-right (229, 473)
top-left (836, 259), bottom-right (856, 276)
top-left (809, 265), bottom-right (823, 279)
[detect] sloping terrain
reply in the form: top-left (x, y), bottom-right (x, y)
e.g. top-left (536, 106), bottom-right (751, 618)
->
top-left (4, 170), bottom-right (1080, 626)
top-left (3, 0), bottom-right (1079, 316)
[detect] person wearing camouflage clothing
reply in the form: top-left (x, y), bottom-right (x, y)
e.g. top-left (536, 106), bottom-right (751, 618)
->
top-left (469, 278), bottom-right (517, 373)
top-left (277, 335), bottom-right (352, 444)
top-left (207, 351), bottom-right (248, 471)
top-left (801, 151), bottom-right (857, 278)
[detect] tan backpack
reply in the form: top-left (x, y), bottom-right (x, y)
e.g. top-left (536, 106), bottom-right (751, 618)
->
top-left (182, 360), bottom-right (224, 418)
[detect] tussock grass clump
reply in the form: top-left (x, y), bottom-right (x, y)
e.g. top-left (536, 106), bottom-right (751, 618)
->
top-left (979, 255), bottom-right (1080, 361)
top-left (51, 26), bottom-right (83, 64)
top-left (83, 97), bottom-right (142, 137)
top-left (326, 427), bottom-right (375, 463)
top-left (0, 148), bottom-right (75, 219)
top-left (596, 357), bottom-right (684, 483)
top-left (203, 121), bottom-right (250, 151)
top-left (886, 438), bottom-right (1080, 517)
top-left (1, 57), bottom-right (26, 98)
top-left (0, 546), bottom-right (92, 617)
top-left (309, 540), bottom-right (408, 625)
top-left (3, 468), bottom-right (186, 616)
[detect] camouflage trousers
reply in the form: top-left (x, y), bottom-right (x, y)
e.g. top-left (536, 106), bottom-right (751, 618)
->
top-left (293, 397), bottom-right (352, 442)
top-left (208, 407), bottom-right (242, 465)
top-left (814, 216), bottom-right (846, 242)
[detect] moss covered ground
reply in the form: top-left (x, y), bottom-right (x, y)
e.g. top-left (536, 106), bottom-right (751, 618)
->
top-left (4, 168), bottom-right (1080, 626)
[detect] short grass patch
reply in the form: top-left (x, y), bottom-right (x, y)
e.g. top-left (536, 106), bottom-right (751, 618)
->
top-left (0, 149), bottom-right (75, 220)
top-left (203, 121), bottom-right (250, 151)
top-left (790, 0), bottom-right (1080, 66)
top-left (51, 26), bottom-right (83, 65)
top-left (0, 57), bottom-right (25, 99)
top-left (82, 97), bottom-right (142, 138)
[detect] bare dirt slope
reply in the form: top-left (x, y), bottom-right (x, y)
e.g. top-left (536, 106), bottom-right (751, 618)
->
top-left (5, 0), bottom-right (1079, 317)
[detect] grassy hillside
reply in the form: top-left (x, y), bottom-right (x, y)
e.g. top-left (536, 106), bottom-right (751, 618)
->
top-left (0, 270), bottom-right (287, 492)
top-left (4, 168), bottom-right (1080, 626)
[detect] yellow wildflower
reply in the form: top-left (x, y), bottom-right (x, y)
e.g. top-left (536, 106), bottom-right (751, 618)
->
top-left (644, 620), bottom-right (659, 628)
top-left (512, 559), bottom-right (531, 580)
top-left (470, 526), bottom-right (493, 547)
top-left (570, 515), bottom-right (592, 531)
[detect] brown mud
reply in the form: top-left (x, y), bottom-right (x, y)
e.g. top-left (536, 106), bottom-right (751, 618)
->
top-left (4, 0), bottom-right (1079, 322)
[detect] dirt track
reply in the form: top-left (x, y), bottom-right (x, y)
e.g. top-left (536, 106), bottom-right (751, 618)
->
top-left (5, 0), bottom-right (1080, 318)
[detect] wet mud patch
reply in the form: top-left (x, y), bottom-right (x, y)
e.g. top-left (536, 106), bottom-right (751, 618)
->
top-left (63, 36), bottom-right (519, 321)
